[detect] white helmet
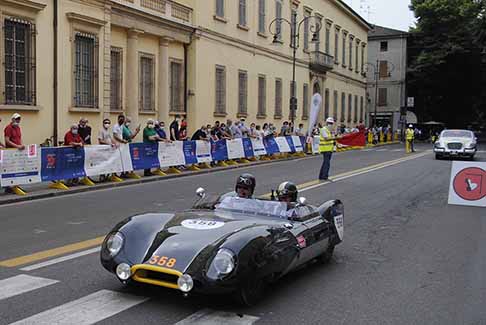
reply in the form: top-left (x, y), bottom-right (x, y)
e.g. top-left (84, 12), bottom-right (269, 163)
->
top-left (326, 117), bottom-right (335, 124)
top-left (408, 124), bottom-right (413, 128)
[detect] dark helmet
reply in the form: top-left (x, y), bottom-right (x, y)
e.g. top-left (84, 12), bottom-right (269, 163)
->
top-left (277, 181), bottom-right (298, 202)
top-left (235, 173), bottom-right (256, 195)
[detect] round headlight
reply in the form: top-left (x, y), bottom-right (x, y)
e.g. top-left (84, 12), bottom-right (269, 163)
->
top-left (177, 274), bottom-right (194, 293)
top-left (106, 232), bottom-right (124, 257)
top-left (116, 263), bottom-right (131, 281)
top-left (207, 248), bottom-right (235, 280)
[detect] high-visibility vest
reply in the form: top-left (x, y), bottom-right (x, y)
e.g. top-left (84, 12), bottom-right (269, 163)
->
top-left (319, 127), bottom-right (334, 153)
top-left (406, 128), bottom-right (414, 141)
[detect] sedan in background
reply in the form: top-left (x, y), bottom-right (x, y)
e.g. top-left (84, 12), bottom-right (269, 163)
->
top-left (434, 129), bottom-right (477, 160)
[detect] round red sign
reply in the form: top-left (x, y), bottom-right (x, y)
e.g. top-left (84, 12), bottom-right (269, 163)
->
top-left (453, 167), bottom-right (486, 201)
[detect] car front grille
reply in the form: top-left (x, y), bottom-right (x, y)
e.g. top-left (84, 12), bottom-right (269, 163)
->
top-left (447, 143), bottom-right (463, 150)
top-left (131, 264), bottom-right (181, 289)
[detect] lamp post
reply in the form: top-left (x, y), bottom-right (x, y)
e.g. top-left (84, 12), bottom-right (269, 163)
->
top-left (269, 12), bottom-right (322, 131)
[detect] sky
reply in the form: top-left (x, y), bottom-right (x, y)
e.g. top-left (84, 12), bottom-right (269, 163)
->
top-left (343, 0), bottom-right (416, 32)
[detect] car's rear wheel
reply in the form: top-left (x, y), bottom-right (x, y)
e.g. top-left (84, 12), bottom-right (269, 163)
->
top-left (234, 278), bottom-right (266, 306)
top-left (317, 244), bottom-right (335, 264)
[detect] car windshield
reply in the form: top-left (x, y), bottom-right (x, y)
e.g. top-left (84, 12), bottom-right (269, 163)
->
top-left (215, 197), bottom-right (288, 218)
top-left (441, 130), bottom-right (472, 138)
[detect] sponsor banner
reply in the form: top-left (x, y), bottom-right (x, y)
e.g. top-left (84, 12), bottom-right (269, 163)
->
top-left (84, 145), bottom-right (124, 176)
top-left (275, 136), bottom-right (291, 153)
top-left (41, 147), bottom-right (85, 182)
top-left (242, 138), bottom-right (255, 158)
top-left (292, 136), bottom-right (303, 152)
top-left (264, 137), bottom-right (279, 155)
top-left (0, 145), bottom-right (41, 187)
top-left (285, 136), bottom-right (296, 153)
top-left (337, 131), bottom-right (366, 148)
top-left (129, 143), bottom-right (159, 170)
top-left (227, 138), bottom-right (245, 160)
top-left (251, 138), bottom-right (267, 156)
top-left (158, 141), bottom-right (185, 168)
top-left (183, 141), bottom-right (198, 165)
top-left (312, 136), bottom-right (320, 154)
top-left (211, 140), bottom-right (228, 161)
top-left (448, 161), bottom-right (486, 207)
top-left (119, 144), bottom-right (133, 172)
top-left (195, 140), bottom-right (212, 163)
top-left (307, 93), bottom-right (322, 136)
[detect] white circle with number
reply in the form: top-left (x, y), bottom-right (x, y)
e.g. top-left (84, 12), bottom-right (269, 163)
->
top-left (181, 219), bottom-right (225, 230)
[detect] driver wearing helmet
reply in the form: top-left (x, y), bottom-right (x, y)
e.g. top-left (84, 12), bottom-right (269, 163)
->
top-left (277, 181), bottom-right (314, 219)
top-left (220, 173), bottom-right (256, 200)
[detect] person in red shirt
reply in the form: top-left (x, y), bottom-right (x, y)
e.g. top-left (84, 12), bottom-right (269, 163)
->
top-left (4, 113), bottom-right (24, 150)
top-left (64, 124), bottom-right (84, 147)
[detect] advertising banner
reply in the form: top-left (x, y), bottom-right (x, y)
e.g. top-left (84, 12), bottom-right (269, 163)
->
top-left (312, 136), bottom-right (320, 154)
top-left (264, 137), bottom-right (279, 155)
top-left (195, 140), bottom-right (212, 163)
top-left (227, 138), bottom-right (245, 160)
top-left (129, 143), bottom-right (159, 170)
top-left (251, 138), bottom-right (267, 156)
top-left (84, 145), bottom-right (124, 176)
top-left (242, 138), bottom-right (255, 158)
top-left (183, 141), bottom-right (198, 165)
top-left (0, 145), bottom-right (41, 186)
top-left (41, 147), bottom-right (85, 182)
top-left (275, 137), bottom-right (291, 153)
top-left (291, 136), bottom-right (304, 152)
top-left (158, 141), bottom-right (185, 168)
top-left (211, 140), bottom-right (228, 161)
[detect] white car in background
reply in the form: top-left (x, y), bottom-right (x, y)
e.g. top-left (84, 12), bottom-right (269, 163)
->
top-left (434, 129), bottom-right (477, 160)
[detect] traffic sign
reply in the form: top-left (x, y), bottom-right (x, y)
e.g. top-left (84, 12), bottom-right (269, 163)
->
top-left (448, 161), bottom-right (486, 207)
top-left (407, 97), bottom-right (414, 108)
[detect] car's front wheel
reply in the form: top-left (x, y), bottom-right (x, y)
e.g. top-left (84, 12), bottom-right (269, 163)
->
top-left (234, 278), bottom-right (266, 306)
top-left (435, 153), bottom-right (442, 160)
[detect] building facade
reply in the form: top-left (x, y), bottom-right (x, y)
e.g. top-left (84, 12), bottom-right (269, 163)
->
top-left (0, 0), bottom-right (369, 146)
top-left (366, 25), bottom-right (408, 130)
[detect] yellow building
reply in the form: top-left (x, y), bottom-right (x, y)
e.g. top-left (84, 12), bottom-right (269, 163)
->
top-left (0, 0), bottom-right (370, 145)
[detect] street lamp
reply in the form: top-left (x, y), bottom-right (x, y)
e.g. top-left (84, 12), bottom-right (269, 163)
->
top-left (269, 12), bottom-right (322, 131)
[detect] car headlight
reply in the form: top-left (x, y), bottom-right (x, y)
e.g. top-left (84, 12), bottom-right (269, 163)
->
top-left (466, 142), bottom-right (477, 149)
top-left (206, 248), bottom-right (236, 280)
top-left (105, 232), bottom-right (124, 257)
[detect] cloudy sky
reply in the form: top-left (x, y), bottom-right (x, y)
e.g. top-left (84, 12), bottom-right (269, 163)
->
top-left (343, 0), bottom-right (416, 32)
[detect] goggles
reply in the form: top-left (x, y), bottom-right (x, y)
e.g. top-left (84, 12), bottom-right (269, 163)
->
top-left (237, 177), bottom-right (253, 186)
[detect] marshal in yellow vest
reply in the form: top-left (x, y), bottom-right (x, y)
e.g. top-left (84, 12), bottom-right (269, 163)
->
top-left (319, 127), bottom-right (334, 153)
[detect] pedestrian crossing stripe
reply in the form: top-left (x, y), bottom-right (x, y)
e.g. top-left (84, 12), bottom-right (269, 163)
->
top-left (0, 275), bottom-right (58, 301)
top-left (175, 309), bottom-right (260, 324)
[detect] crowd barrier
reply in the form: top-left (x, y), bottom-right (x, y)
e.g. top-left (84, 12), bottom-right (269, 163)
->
top-left (0, 136), bottom-right (311, 193)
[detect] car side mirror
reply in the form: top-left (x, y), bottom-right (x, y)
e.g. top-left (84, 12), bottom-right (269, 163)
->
top-left (196, 187), bottom-right (206, 198)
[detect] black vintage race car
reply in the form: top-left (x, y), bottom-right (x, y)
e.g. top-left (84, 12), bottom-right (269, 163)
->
top-left (100, 189), bottom-right (344, 305)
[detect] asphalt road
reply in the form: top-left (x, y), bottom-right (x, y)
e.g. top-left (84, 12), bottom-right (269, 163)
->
top-left (1, 143), bottom-right (485, 325)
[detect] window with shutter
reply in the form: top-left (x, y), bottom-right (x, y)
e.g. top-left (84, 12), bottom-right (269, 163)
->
top-left (258, 75), bottom-right (266, 117)
top-left (238, 70), bottom-right (247, 115)
top-left (275, 78), bottom-right (282, 118)
top-left (258, 0), bottom-right (266, 33)
top-left (342, 32), bottom-right (347, 67)
top-left (239, 0), bottom-right (247, 26)
top-left (276, 1), bottom-right (283, 40)
top-left (110, 47), bottom-right (123, 111)
top-left (341, 93), bottom-right (346, 122)
top-left (74, 32), bottom-right (98, 108)
top-left (333, 90), bottom-right (338, 120)
top-left (215, 65), bottom-right (226, 114)
top-left (334, 28), bottom-right (340, 64)
top-left (354, 95), bottom-right (358, 122)
top-left (360, 96), bottom-right (364, 122)
top-left (355, 41), bottom-right (360, 73)
top-left (378, 88), bottom-right (387, 106)
top-left (325, 23), bottom-right (330, 54)
top-left (303, 11), bottom-right (310, 51)
top-left (361, 44), bottom-right (366, 73)
top-left (170, 61), bottom-right (183, 112)
top-left (216, 0), bottom-right (224, 17)
top-left (348, 94), bottom-right (352, 122)
top-left (324, 89), bottom-right (330, 119)
top-left (349, 36), bottom-right (354, 70)
top-left (379, 60), bottom-right (388, 78)
top-left (139, 55), bottom-right (154, 111)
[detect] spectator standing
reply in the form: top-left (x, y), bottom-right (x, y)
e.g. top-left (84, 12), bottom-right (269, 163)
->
top-left (255, 125), bottom-right (264, 139)
top-left (64, 124), bottom-right (84, 147)
top-left (122, 117), bottom-right (140, 143)
top-left (170, 115), bottom-right (180, 141)
top-left (78, 118), bottom-right (92, 144)
top-left (143, 119), bottom-right (163, 176)
top-left (179, 119), bottom-right (188, 140)
top-left (231, 120), bottom-right (243, 138)
top-left (155, 121), bottom-right (168, 140)
top-left (113, 114), bottom-right (127, 144)
top-left (191, 126), bottom-right (210, 141)
top-left (239, 118), bottom-right (249, 137)
top-left (295, 123), bottom-right (305, 136)
top-left (98, 119), bottom-right (114, 146)
top-left (220, 122), bottom-right (232, 139)
top-left (5, 113), bottom-right (24, 150)
top-left (280, 121), bottom-right (289, 136)
top-left (249, 123), bottom-right (258, 138)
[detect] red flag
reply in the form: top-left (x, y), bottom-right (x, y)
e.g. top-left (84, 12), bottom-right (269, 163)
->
top-left (337, 131), bottom-right (366, 148)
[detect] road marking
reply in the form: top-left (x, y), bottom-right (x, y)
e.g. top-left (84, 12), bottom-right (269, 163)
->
top-left (376, 149), bottom-right (388, 152)
top-left (299, 152), bottom-right (430, 193)
top-left (0, 236), bottom-right (104, 268)
top-left (362, 149), bottom-right (373, 151)
top-left (0, 275), bottom-right (58, 301)
top-left (20, 247), bottom-right (101, 271)
top-left (10, 290), bottom-right (148, 325)
top-left (175, 309), bottom-right (260, 325)
top-left (392, 149), bottom-right (403, 152)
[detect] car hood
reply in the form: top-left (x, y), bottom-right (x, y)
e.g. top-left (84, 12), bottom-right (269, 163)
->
top-left (440, 137), bottom-right (472, 144)
top-left (119, 210), bottom-right (282, 273)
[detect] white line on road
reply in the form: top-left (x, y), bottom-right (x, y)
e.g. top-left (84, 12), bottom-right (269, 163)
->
top-left (0, 275), bottom-right (58, 301)
top-left (20, 247), bottom-right (101, 272)
top-left (175, 309), bottom-right (260, 325)
top-left (376, 149), bottom-right (388, 152)
top-left (392, 149), bottom-right (403, 152)
top-left (10, 290), bottom-right (148, 325)
top-left (300, 151), bottom-right (430, 193)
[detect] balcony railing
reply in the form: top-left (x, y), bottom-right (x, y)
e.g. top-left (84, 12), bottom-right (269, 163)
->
top-left (309, 51), bottom-right (334, 73)
top-left (112, 0), bottom-right (192, 24)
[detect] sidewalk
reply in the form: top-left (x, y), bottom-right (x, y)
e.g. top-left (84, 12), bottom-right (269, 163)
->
top-left (0, 141), bottom-right (402, 206)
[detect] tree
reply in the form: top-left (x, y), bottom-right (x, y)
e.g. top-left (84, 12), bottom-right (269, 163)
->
top-left (407, 0), bottom-right (486, 128)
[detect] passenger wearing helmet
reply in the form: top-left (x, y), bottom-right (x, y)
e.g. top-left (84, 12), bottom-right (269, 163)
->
top-left (220, 173), bottom-right (256, 200)
top-left (276, 181), bottom-right (315, 220)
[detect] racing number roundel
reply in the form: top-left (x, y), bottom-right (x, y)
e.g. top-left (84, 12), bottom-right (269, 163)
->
top-left (452, 167), bottom-right (486, 201)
